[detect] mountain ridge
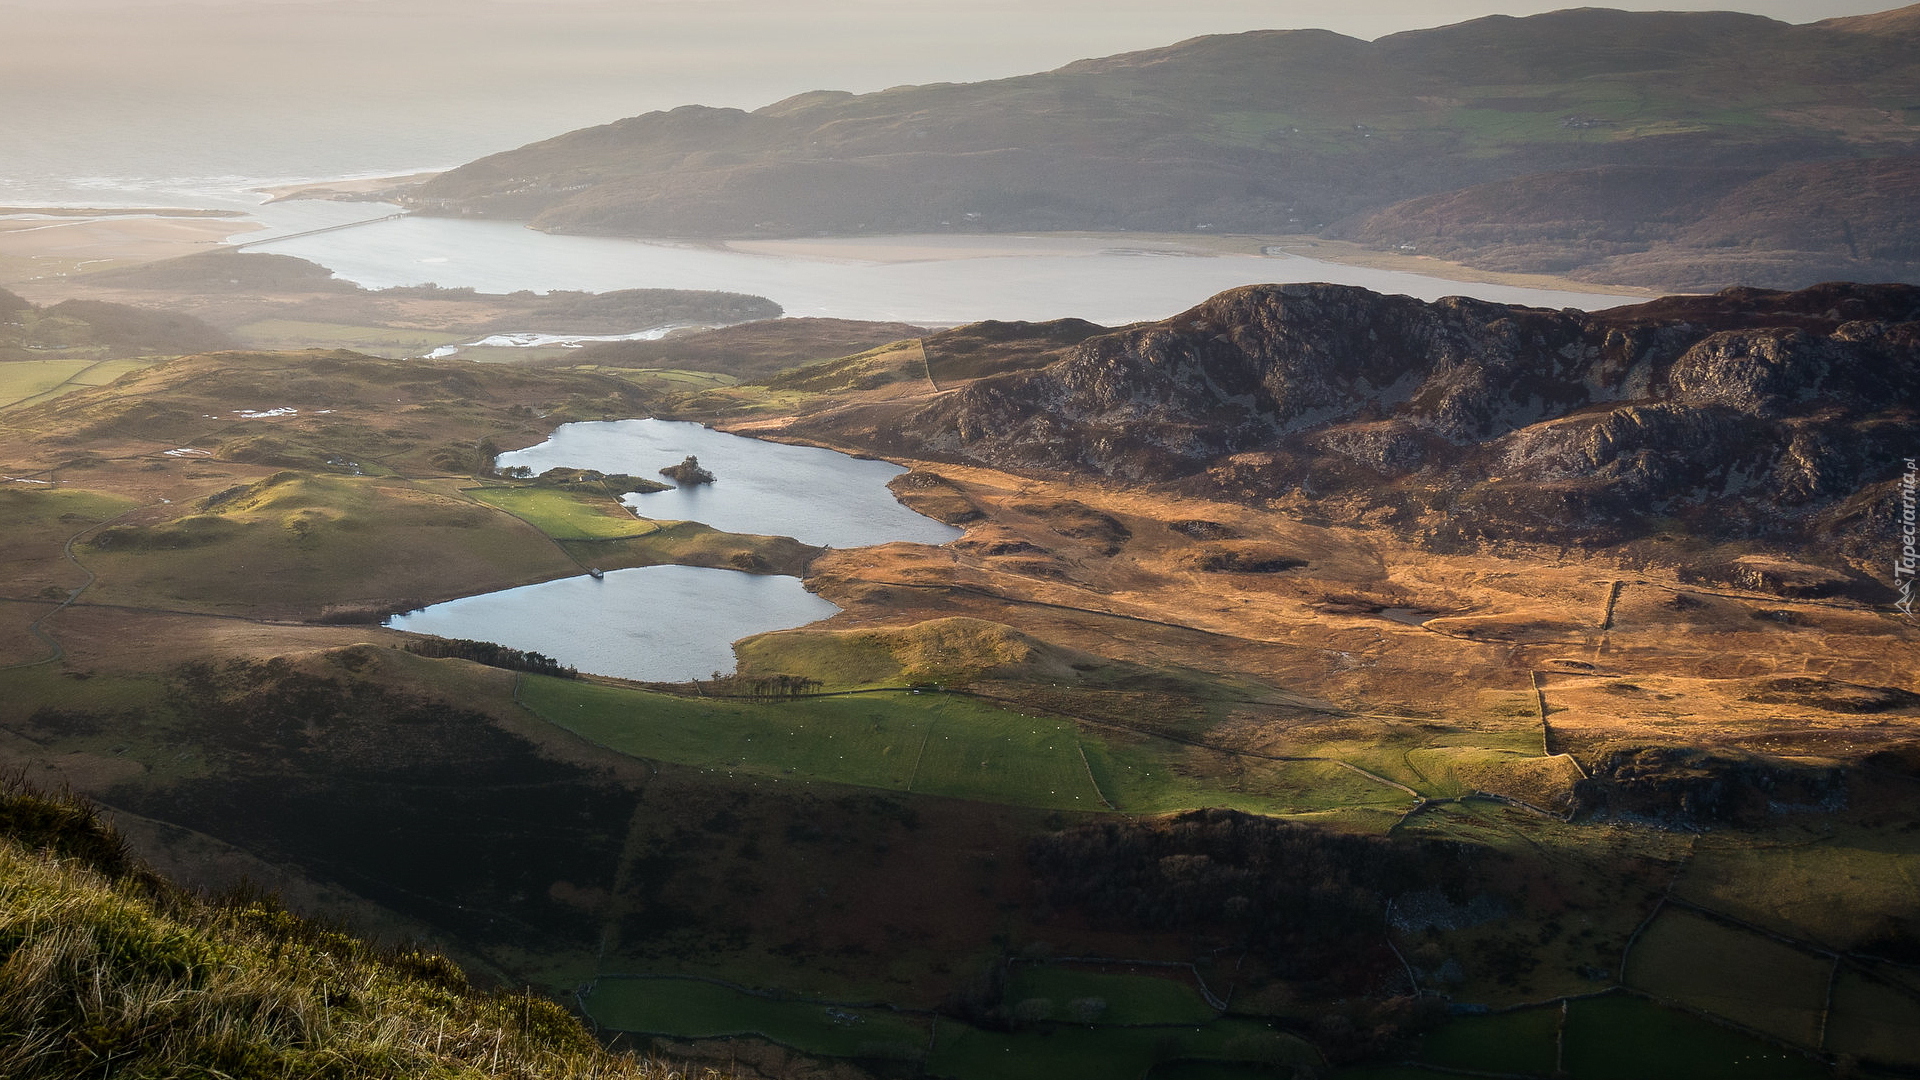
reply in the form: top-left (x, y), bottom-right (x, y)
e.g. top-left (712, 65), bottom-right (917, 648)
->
top-left (406, 5), bottom-right (1920, 291)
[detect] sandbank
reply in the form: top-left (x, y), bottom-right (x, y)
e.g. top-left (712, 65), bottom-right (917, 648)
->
top-left (725, 231), bottom-right (1655, 299)
top-left (0, 214), bottom-right (263, 283)
top-left (256, 172), bottom-right (441, 203)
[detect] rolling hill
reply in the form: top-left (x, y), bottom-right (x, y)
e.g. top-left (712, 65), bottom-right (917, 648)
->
top-left (407, 5), bottom-right (1920, 290)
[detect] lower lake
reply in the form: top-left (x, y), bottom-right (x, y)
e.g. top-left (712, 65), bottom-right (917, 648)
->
top-left (496, 418), bottom-right (962, 550)
top-left (385, 564), bottom-right (840, 683)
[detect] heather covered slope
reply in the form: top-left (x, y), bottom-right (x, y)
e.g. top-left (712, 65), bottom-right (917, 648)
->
top-left (408, 6), bottom-right (1920, 289)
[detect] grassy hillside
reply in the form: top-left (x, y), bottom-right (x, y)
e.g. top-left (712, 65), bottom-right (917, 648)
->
top-left (48, 250), bottom-right (783, 361)
top-left (568, 318), bottom-right (929, 380)
top-left (0, 285), bottom-right (232, 367)
top-left (0, 781), bottom-right (717, 1080)
top-left (407, 6), bottom-right (1920, 289)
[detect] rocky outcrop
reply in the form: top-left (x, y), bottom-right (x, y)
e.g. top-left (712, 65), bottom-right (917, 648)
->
top-left (1573, 746), bottom-right (1848, 827)
top-left (876, 281), bottom-right (1919, 555)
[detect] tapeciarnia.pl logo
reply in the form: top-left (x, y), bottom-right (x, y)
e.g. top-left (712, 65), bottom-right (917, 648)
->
top-left (1898, 457), bottom-right (1917, 619)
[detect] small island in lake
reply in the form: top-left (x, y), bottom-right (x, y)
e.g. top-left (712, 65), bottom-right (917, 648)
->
top-left (659, 454), bottom-right (715, 485)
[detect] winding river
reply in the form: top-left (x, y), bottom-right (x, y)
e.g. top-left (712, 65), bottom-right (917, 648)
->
top-left (237, 205), bottom-right (1634, 325)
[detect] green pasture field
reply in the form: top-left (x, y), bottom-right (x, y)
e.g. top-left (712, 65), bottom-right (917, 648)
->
top-left (570, 366), bottom-right (739, 391)
top-left (230, 320), bottom-right (467, 357)
top-left (0, 486), bottom-right (138, 536)
top-left (1080, 736), bottom-right (1411, 815)
top-left (1559, 993), bottom-right (1825, 1080)
top-left (523, 677), bottom-right (1460, 815)
top-left (454, 345), bottom-right (586, 365)
top-left (519, 678), bottom-right (1106, 811)
top-left (0, 358), bottom-right (155, 409)
top-left (734, 628), bottom-right (906, 688)
top-left (581, 975), bottom-right (1314, 1080)
top-left (1624, 908), bottom-right (1829, 1046)
top-left (0, 665), bottom-right (168, 718)
top-left (0, 667), bottom-right (209, 785)
top-left (1415, 1004), bottom-right (1559, 1074)
top-left (928, 1017), bottom-right (1318, 1080)
top-left (469, 486), bottom-right (659, 540)
top-left (79, 474), bottom-right (572, 615)
top-left (1674, 826), bottom-right (1920, 951)
top-left (0, 359), bottom-right (93, 405)
top-left (580, 977), bottom-right (928, 1059)
top-left (1825, 968), bottom-right (1920, 1066)
top-left (1148, 1064), bottom-right (1295, 1080)
top-left (1002, 967), bottom-right (1218, 1026)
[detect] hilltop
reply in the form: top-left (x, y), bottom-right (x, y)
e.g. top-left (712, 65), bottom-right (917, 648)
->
top-left (0, 284), bottom-right (231, 361)
top-left (0, 251), bottom-right (783, 369)
top-left (407, 5), bottom-right (1920, 290)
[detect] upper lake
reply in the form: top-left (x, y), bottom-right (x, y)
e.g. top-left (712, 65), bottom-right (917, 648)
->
top-left (239, 207), bottom-right (1636, 326)
top-left (497, 418), bottom-right (962, 549)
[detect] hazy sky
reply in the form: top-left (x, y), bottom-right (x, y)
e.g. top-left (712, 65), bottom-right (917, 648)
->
top-left (0, 0), bottom-right (1904, 200)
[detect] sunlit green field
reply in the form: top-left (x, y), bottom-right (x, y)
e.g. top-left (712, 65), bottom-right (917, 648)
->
top-left (520, 678), bottom-right (1106, 811)
top-left (519, 676), bottom-right (1451, 815)
top-left (231, 320), bottom-right (467, 357)
top-left (470, 485), bottom-right (660, 540)
top-left (0, 357), bottom-right (156, 409)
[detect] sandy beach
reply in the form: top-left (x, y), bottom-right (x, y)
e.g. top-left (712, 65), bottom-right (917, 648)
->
top-left (0, 213), bottom-right (263, 282)
top-left (255, 172), bottom-right (441, 203)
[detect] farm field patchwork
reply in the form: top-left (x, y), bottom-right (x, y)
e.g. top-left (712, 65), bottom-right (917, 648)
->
top-left (1623, 908), bottom-right (1831, 1045)
top-left (0, 357), bottom-right (157, 408)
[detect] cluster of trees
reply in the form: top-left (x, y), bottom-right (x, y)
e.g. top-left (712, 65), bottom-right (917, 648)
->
top-left (0, 289), bottom-right (233, 359)
top-left (696, 673), bottom-right (823, 698)
top-left (403, 638), bottom-right (577, 678)
top-left (1028, 809), bottom-right (1474, 983)
top-left (659, 455), bottom-right (715, 485)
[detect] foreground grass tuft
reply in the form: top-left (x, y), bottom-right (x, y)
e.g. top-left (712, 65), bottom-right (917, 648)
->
top-left (0, 781), bottom-right (724, 1080)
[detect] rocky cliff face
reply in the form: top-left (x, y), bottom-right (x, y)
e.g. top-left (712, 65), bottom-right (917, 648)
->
top-left (873, 282), bottom-right (1919, 559)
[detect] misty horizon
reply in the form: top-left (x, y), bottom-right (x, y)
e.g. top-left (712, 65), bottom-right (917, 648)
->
top-left (2, 0), bottom-right (1904, 206)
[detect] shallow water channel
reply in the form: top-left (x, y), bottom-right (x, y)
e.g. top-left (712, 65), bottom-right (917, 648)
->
top-left (385, 420), bottom-right (960, 682)
top-left (239, 207), bottom-right (1633, 324)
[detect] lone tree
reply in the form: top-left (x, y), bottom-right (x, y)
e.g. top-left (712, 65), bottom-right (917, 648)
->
top-left (659, 455), bottom-right (716, 485)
